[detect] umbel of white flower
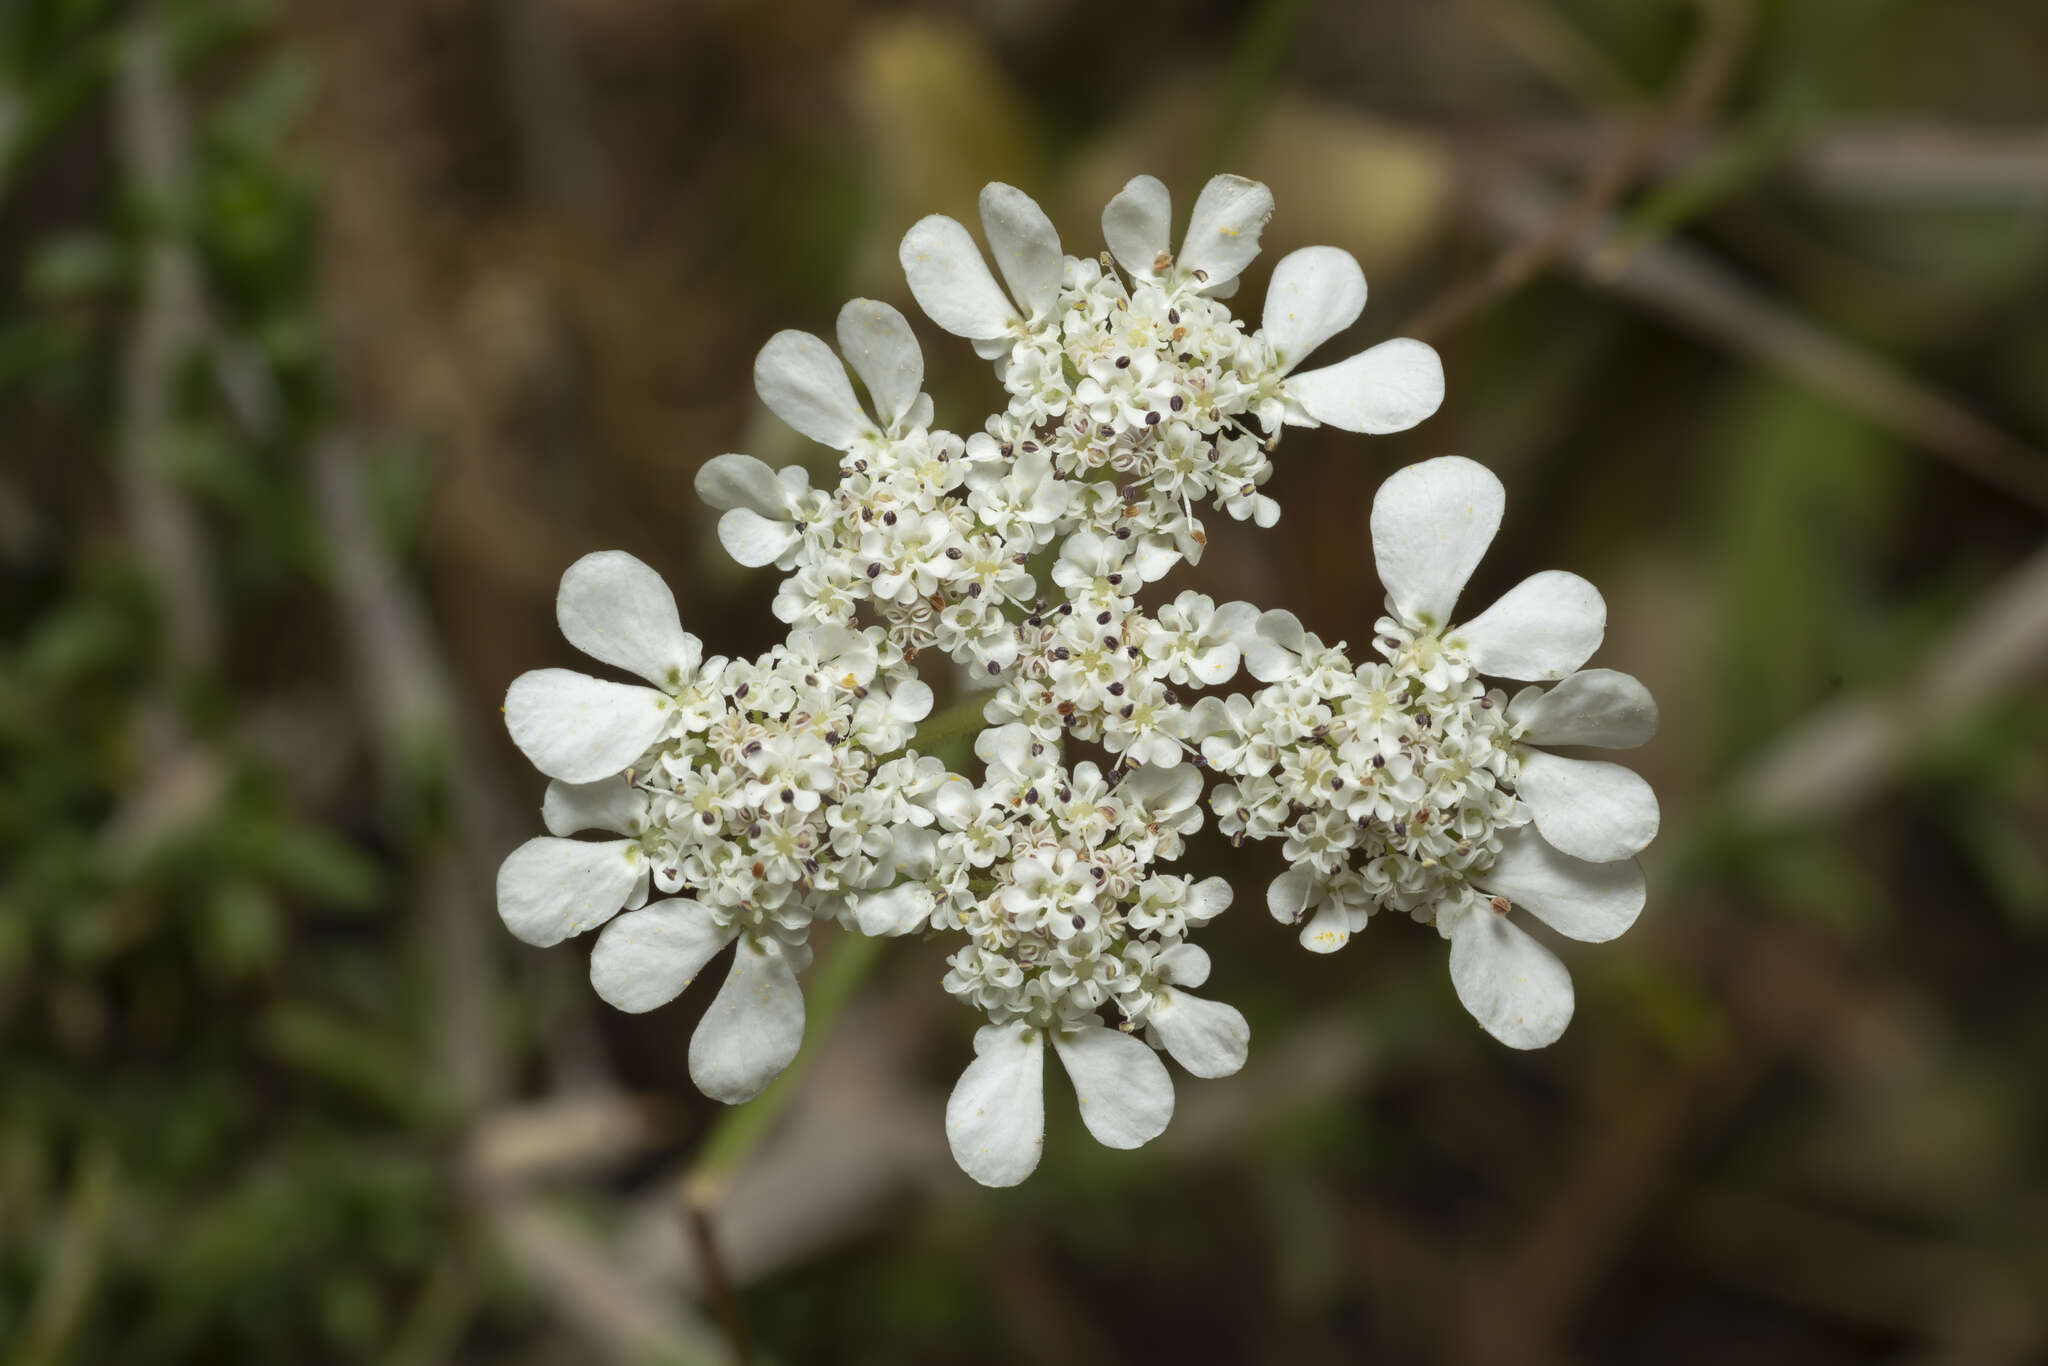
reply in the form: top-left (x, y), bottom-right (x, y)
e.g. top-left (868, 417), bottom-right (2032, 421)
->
top-left (494, 172), bottom-right (1660, 1187)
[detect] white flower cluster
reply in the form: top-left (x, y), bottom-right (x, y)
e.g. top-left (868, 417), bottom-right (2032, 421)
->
top-left (496, 551), bottom-right (944, 1102)
top-left (1188, 457), bottom-right (1661, 1048)
top-left (494, 172), bottom-right (1661, 1188)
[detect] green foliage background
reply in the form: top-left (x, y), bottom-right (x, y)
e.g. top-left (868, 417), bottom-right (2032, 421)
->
top-left (4, 0), bottom-right (2047, 1362)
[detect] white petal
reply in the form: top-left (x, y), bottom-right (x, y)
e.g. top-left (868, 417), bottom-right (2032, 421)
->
top-left (1284, 337), bottom-right (1444, 434)
top-left (754, 330), bottom-right (874, 451)
top-left (1187, 876), bottom-right (1233, 924)
top-left (694, 452), bottom-right (786, 516)
top-left (899, 214), bottom-right (1017, 340)
top-left (1507, 669), bottom-right (1659, 749)
top-left (688, 935), bottom-right (806, 1104)
top-left (542, 776), bottom-right (645, 837)
top-left (1120, 762), bottom-right (1201, 816)
top-left (978, 183), bottom-right (1062, 321)
top-left (1369, 455), bottom-right (1504, 628)
top-left (588, 898), bottom-right (735, 1012)
top-left (1243, 608), bottom-right (1306, 682)
top-left (889, 677), bottom-right (934, 725)
top-left (847, 882), bottom-right (934, 937)
top-left (717, 507), bottom-right (799, 569)
top-left (1150, 990), bottom-right (1250, 1079)
top-left (1448, 903), bottom-right (1575, 1049)
top-left (1178, 174), bottom-right (1274, 290)
top-left (834, 299), bottom-right (923, 431)
top-left (496, 836), bottom-right (639, 947)
top-left (1262, 246), bottom-right (1366, 375)
top-left (946, 1024), bottom-right (1046, 1187)
top-left (556, 550), bottom-right (700, 687)
top-left (1102, 174), bottom-right (1171, 281)
top-left (1128, 538), bottom-right (1182, 583)
top-left (974, 722), bottom-right (1037, 776)
top-left (1050, 1025), bottom-right (1174, 1150)
top-left (1516, 749), bottom-right (1661, 862)
top-left (1454, 571), bottom-right (1606, 681)
top-left (1155, 941), bottom-right (1211, 988)
top-left (504, 669), bottom-right (670, 784)
top-left (1299, 899), bottom-right (1352, 954)
top-left (1475, 825), bottom-right (1645, 943)
top-left (1267, 867), bottom-right (1316, 924)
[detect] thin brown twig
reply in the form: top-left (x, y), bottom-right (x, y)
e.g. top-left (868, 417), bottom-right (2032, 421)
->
top-left (681, 1181), bottom-right (754, 1366)
top-left (1407, 0), bottom-right (1750, 343)
top-left (1469, 166), bottom-right (2048, 512)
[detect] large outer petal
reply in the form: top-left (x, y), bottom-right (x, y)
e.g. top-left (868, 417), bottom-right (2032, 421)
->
top-left (1178, 174), bottom-right (1274, 289)
top-left (1051, 1025), bottom-right (1175, 1150)
top-left (688, 935), bottom-right (806, 1104)
top-left (1262, 246), bottom-right (1366, 375)
top-left (1283, 337), bottom-right (1444, 433)
top-left (504, 669), bottom-right (669, 783)
top-left (946, 1024), bottom-right (1046, 1187)
top-left (542, 775), bottom-right (646, 837)
top-left (1149, 990), bottom-right (1250, 1079)
top-left (978, 183), bottom-right (1062, 321)
top-left (1448, 904), bottom-right (1575, 1048)
top-left (1508, 669), bottom-right (1659, 749)
top-left (694, 453), bottom-right (786, 516)
top-left (556, 550), bottom-right (700, 687)
top-left (754, 330), bottom-right (873, 451)
top-left (588, 899), bottom-right (735, 1012)
top-left (496, 836), bottom-right (639, 946)
top-left (1369, 455), bottom-right (1504, 628)
top-left (1516, 749), bottom-right (1661, 862)
top-left (835, 299), bottom-right (923, 431)
top-left (717, 508), bottom-right (800, 569)
top-left (1101, 174), bottom-right (1171, 281)
top-left (899, 215), bottom-right (1017, 340)
top-left (1454, 571), bottom-right (1606, 681)
top-left (1475, 825), bottom-right (1646, 943)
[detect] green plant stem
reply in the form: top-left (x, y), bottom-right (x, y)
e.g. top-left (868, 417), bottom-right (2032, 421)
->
top-left (902, 694), bottom-right (988, 758)
top-left (1199, 0), bottom-right (1310, 179)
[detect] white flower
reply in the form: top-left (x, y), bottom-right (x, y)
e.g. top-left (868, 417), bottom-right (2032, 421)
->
top-left (754, 298), bottom-right (934, 451)
top-left (502, 551), bottom-right (715, 784)
top-left (945, 1018), bottom-right (1174, 1187)
top-left (495, 170), bottom-right (1675, 1182)
top-left (1188, 456), bottom-right (1662, 1051)
top-left (589, 901), bottom-right (813, 1103)
top-left (499, 553), bottom-right (975, 1103)
top-left (1258, 246), bottom-right (1446, 435)
top-left (899, 182), bottom-right (1066, 352)
top-left (694, 452), bottom-right (819, 570)
top-left (1100, 172), bottom-right (1275, 298)
top-left (1124, 943), bottom-right (1251, 1080)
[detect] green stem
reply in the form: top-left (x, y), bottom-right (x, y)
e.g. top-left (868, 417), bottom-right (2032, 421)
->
top-left (1199, 0), bottom-right (1310, 179)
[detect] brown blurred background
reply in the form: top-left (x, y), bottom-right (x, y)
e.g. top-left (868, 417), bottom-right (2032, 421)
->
top-left (5, 0), bottom-right (2048, 1362)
